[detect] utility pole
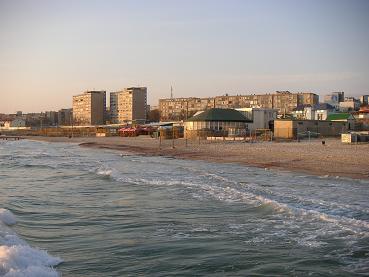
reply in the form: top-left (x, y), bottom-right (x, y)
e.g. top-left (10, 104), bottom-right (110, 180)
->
top-left (172, 125), bottom-right (175, 149)
top-left (159, 130), bottom-right (162, 149)
top-left (40, 118), bottom-right (43, 136)
top-left (71, 116), bottom-right (74, 138)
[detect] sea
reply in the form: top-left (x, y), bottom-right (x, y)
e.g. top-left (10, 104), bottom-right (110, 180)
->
top-left (0, 139), bottom-right (368, 276)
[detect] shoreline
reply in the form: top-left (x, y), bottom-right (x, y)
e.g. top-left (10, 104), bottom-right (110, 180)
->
top-left (26, 136), bottom-right (369, 180)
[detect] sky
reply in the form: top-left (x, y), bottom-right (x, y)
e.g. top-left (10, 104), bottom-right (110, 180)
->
top-left (0, 0), bottom-right (369, 113)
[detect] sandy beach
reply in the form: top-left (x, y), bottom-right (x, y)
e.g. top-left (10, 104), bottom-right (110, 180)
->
top-left (25, 136), bottom-right (369, 180)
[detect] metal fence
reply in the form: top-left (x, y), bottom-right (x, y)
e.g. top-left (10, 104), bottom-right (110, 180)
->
top-left (154, 129), bottom-right (275, 149)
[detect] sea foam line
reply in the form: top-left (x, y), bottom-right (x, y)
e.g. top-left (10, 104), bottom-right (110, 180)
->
top-left (90, 161), bottom-right (369, 236)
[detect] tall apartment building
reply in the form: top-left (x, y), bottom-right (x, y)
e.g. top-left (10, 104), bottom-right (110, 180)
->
top-left (159, 91), bottom-right (318, 121)
top-left (360, 95), bottom-right (369, 105)
top-left (45, 111), bottom-right (58, 126)
top-left (72, 91), bottom-right (106, 125)
top-left (58, 108), bottom-right (73, 126)
top-left (110, 87), bottom-right (147, 124)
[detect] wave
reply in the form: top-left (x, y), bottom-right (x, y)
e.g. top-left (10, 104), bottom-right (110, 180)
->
top-left (95, 168), bottom-right (113, 177)
top-left (51, 154), bottom-right (369, 252)
top-left (0, 208), bottom-right (62, 277)
top-left (110, 174), bottom-right (369, 236)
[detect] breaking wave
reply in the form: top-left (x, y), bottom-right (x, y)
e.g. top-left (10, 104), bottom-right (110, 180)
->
top-left (0, 208), bottom-right (62, 277)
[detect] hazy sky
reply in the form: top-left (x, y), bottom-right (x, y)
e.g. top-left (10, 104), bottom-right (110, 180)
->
top-left (1, 0), bottom-right (368, 113)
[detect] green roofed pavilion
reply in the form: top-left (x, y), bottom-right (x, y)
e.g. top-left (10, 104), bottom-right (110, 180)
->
top-left (184, 108), bottom-right (252, 138)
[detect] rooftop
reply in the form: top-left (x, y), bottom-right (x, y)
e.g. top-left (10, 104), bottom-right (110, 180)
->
top-left (293, 103), bottom-right (335, 111)
top-left (186, 108), bottom-right (251, 122)
top-left (326, 113), bottom-right (354, 121)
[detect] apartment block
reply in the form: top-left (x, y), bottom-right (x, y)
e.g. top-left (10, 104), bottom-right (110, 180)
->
top-left (58, 108), bottom-right (73, 126)
top-left (323, 91), bottom-right (344, 110)
top-left (159, 91), bottom-right (318, 121)
top-left (72, 91), bottom-right (106, 125)
top-left (339, 97), bottom-right (361, 112)
top-left (360, 95), bottom-right (369, 105)
top-left (45, 111), bottom-right (58, 126)
top-left (110, 87), bottom-right (147, 124)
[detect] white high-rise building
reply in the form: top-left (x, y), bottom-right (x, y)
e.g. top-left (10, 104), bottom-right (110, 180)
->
top-left (110, 87), bottom-right (147, 124)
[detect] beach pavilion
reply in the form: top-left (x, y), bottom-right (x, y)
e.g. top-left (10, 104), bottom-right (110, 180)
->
top-left (184, 108), bottom-right (251, 138)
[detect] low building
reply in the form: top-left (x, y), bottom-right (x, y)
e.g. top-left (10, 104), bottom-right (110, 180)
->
top-left (191, 107), bottom-right (277, 132)
top-left (274, 119), bottom-right (354, 139)
top-left (184, 108), bottom-right (251, 138)
top-left (3, 121), bottom-right (11, 128)
top-left (326, 113), bottom-right (356, 129)
top-left (357, 106), bottom-right (369, 119)
top-left (236, 108), bottom-right (277, 130)
top-left (339, 97), bottom-right (360, 112)
top-left (292, 103), bottom-right (335, 120)
top-left (342, 131), bottom-right (369, 144)
top-left (292, 105), bottom-right (314, 120)
top-left (315, 103), bottom-right (336, 120)
top-left (2, 118), bottom-right (27, 129)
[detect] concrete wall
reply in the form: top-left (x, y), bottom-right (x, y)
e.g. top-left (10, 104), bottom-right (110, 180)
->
top-left (274, 120), bottom-right (295, 139)
top-left (274, 119), bottom-right (352, 139)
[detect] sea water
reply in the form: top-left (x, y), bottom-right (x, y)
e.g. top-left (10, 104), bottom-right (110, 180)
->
top-left (0, 140), bottom-right (368, 276)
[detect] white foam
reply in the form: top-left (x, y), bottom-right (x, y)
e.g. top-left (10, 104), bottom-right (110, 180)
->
top-left (96, 168), bottom-right (112, 177)
top-left (0, 245), bottom-right (62, 277)
top-left (0, 209), bottom-right (62, 277)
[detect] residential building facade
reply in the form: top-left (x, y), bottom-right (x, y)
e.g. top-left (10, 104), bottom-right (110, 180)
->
top-left (292, 103), bottom-right (335, 120)
top-left (360, 95), bottom-right (369, 105)
top-left (45, 111), bottom-right (58, 126)
top-left (73, 91), bottom-right (106, 125)
top-left (323, 92), bottom-right (344, 110)
top-left (236, 108), bottom-right (278, 130)
top-left (159, 91), bottom-right (318, 121)
top-left (110, 87), bottom-right (147, 124)
top-left (3, 118), bottom-right (27, 128)
top-left (58, 108), bottom-right (73, 126)
top-left (339, 97), bottom-right (360, 112)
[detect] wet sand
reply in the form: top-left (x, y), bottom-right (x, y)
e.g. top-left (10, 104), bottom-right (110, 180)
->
top-left (27, 136), bottom-right (369, 180)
